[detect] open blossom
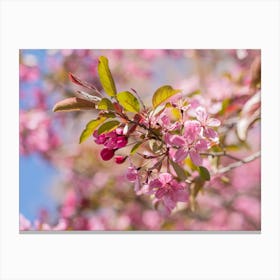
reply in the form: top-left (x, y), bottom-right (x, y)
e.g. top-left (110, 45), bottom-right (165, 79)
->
top-left (126, 165), bottom-right (144, 195)
top-left (126, 165), bottom-right (138, 182)
top-left (148, 173), bottom-right (188, 213)
top-left (166, 120), bottom-right (208, 165)
top-left (195, 106), bottom-right (221, 140)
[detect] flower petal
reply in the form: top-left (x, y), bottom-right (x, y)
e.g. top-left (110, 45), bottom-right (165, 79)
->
top-left (159, 173), bottom-right (173, 184)
top-left (195, 139), bottom-right (208, 151)
top-left (162, 195), bottom-right (176, 211)
top-left (149, 179), bottom-right (162, 190)
top-left (155, 187), bottom-right (168, 199)
top-left (174, 148), bottom-right (188, 162)
top-left (207, 118), bottom-right (221, 127)
top-left (195, 106), bottom-right (207, 124)
top-left (184, 120), bottom-right (201, 142)
top-left (189, 149), bottom-right (202, 166)
top-left (172, 189), bottom-right (188, 202)
top-left (204, 128), bottom-right (218, 139)
top-left (170, 135), bottom-right (186, 146)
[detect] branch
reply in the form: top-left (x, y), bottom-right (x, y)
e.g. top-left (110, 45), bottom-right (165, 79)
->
top-left (200, 151), bottom-right (243, 162)
top-left (215, 151), bottom-right (261, 174)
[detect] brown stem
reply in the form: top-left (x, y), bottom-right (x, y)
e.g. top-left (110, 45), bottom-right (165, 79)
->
top-left (216, 151), bottom-right (261, 174)
top-left (200, 151), bottom-right (243, 162)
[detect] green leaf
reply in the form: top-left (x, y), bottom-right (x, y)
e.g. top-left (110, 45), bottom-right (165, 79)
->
top-left (98, 98), bottom-right (114, 111)
top-left (116, 91), bottom-right (140, 113)
top-left (97, 56), bottom-right (117, 97)
top-left (152, 85), bottom-right (181, 108)
top-left (53, 97), bottom-right (96, 112)
top-left (198, 166), bottom-right (211, 181)
top-left (170, 160), bottom-right (189, 181)
top-left (219, 98), bottom-right (230, 115)
top-left (79, 117), bottom-right (107, 144)
top-left (130, 142), bottom-right (143, 155)
top-left (97, 120), bottom-right (120, 135)
top-left (188, 89), bottom-right (201, 98)
top-left (100, 112), bottom-right (116, 118)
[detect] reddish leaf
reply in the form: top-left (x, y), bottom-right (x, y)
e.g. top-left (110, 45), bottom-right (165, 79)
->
top-left (69, 73), bottom-right (97, 90)
top-left (53, 97), bottom-right (96, 112)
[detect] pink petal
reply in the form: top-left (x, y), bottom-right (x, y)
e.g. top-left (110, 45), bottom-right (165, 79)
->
top-left (184, 120), bottom-right (201, 142)
top-left (195, 139), bottom-right (208, 151)
top-left (172, 189), bottom-right (188, 202)
top-left (149, 179), bottom-right (162, 189)
top-left (169, 121), bottom-right (181, 131)
top-left (159, 173), bottom-right (173, 184)
top-left (170, 135), bottom-right (186, 146)
top-left (189, 149), bottom-right (202, 166)
top-left (195, 106), bottom-right (207, 124)
top-left (126, 166), bottom-right (138, 182)
top-left (164, 133), bottom-right (174, 146)
top-left (162, 195), bottom-right (176, 211)
top-left (204, 128), bottom-right (218, 139)
top-left (174, 148), bottom-right (188, 162)
top-left (134, 177), bottom-right (142, 195)
top-left (160, 115), bottom-right (170, 126)
top-left (155, 187), bottom-right (168, 199)
top-left (207, 118), bottom-right (221, 127)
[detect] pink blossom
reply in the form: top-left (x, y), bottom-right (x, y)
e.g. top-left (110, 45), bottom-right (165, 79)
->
top-left (126, 165), bottom-right (138, 182)
top-left (19, 214), bottom-right (32, 230)
top-left (61, 190), bottom-right (78, 218)
top-left (195, 106), bottom-right (220, 139)
top-left (168, 121), bottom-right (208, 165)
top-left (148, 173), bottom-right (188, 213)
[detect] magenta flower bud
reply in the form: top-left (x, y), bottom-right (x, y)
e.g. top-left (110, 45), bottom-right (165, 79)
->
top-left (100, 148), bottom-right (115, 161)
top-left (116, 136), bottom-right (128, 148)
top-left (93, 130), bottom-right (106, 144)
top-left (114, 155), bottom-right (127, 164)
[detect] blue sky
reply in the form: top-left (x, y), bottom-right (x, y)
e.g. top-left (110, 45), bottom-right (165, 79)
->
top-left (20, 49), bottom-right (59, 222)
top-left (19, 154), bottom-right (58, 221)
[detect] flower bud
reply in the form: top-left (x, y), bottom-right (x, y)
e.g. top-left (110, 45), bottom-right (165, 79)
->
top-left (100, 148), bottom-right (115, 161)
top-left (114, 155), bottom-right (127, 164)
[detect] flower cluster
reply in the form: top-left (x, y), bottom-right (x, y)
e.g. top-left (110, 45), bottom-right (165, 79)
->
top-left (19, 50), bottom-right (261, 231)
top-left (93, 128), bottom-right (128, 162)
top-left (53, 56), bottom-right (222, 215)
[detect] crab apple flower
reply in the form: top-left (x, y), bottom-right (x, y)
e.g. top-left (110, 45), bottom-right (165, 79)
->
top-left (148, 173), bottom-right (188, 212)
top-left (167, 120), bottom-right (208, 165)
top-left (100, 148), bottom-right (115, 161)
top-left (126, 165), bottom-right (138, 182)
top-left (159, 114), bottom-right (181, 131)
top-left (173, 137), bottom-right (208, 166)
top-left (195, 106), bottom-right (221, 139)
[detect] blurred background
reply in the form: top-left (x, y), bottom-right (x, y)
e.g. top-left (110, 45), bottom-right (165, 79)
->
top-left (19, 49), bottom-right (261, 230)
